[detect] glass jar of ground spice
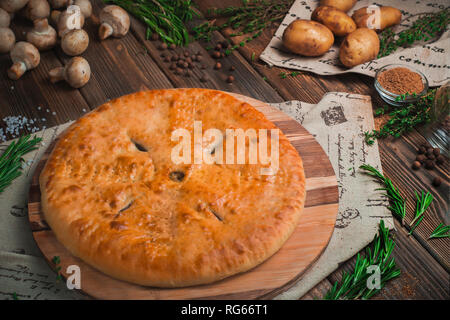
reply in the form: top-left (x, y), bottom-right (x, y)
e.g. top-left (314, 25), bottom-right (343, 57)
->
top-left (375, 64), bottom-right (428, 106)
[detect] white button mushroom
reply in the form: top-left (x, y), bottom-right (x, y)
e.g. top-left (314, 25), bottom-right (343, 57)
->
top-left (73, 0), bottom-right (90, 18)
top-left (0, 27), bottom-right (15, 53)
top-left (57, 5), bottom-right (84, 37)
top-left (49, 56), bottom-right (90, 88)
top-left (49, 8), bottom-right (59, 25)
top-left (0, 0), bottom-right (29, 13)
top-left (99, 5), bottom-right (129, 40)
top-left (22, 0), bottom-right (50, 21)
top-left (48, 0), bottom-right (71, 9)
top-left (8, 41), bottom-right (40, 80)
top-left (26, 18), bottom-right (57, 51)
top-left (61, 28), bottom-right (88, 56)
top-left (0, 7), bottom-right (10, 27)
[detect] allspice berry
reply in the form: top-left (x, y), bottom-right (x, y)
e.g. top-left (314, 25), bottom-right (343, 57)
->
top-left (433, 148), bottom-right (440, 156)
top-left (158, 42), bottom-right (167, 50)
top-left (212, 51), bottom-right (221, 59)
top-left (425, 160), bottom-right (435, 170)
top-left (226, 75), bottom-right (235, 83)
top-left (416, 154), bottom-right (426, 163)
top-left (412, 161), bottom-right (421, 170)
top-left (169, 43), bottom-right (176, 50)
top-left (432, 177), bottom-right (442, 187)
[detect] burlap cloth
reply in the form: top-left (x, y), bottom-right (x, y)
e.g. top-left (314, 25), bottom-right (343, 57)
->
top-left (0, 93), bottom-right (393, 299)
top-left (260, 0), bottom-right (450, 87)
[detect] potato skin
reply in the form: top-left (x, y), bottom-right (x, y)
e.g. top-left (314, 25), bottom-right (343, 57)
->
top-left (282, 20), bottom-right (334, 57)
top-left (339, 28), bottom-right (380, 67)
top-left (352, 6), bottom-right (402, 31)
top-left (311, 6), bottom-right (356, 37)
top-left (319, 0), bottom-right (357, 12)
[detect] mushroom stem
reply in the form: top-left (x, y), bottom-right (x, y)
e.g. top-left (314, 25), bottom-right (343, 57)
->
top-left (99, 22), bottom-right (112, 40)
top-left (49, 66), bottom-right (64, 83)
top-left (8, 61), bottom-right (26, 80)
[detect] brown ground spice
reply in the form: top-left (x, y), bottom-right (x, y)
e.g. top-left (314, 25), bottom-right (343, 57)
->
top-left (378, 67), bottom-right (424, 95)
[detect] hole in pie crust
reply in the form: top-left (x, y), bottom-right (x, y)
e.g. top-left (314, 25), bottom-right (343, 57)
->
top-left (209, 208), bottom-right (223, 222)
top-left (131, 139), bottom-right (148, 152)
top-left (117, 201), bottom-right (133, 215)
top-left (169, 171), bottom-right (185, 182)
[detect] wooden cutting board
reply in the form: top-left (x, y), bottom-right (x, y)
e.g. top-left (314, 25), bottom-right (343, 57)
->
top-left (28, 92), bottom-right (339, 299)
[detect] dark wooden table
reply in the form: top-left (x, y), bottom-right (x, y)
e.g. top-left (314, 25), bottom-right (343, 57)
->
top-left (0, 0), bottom-right (448, 299)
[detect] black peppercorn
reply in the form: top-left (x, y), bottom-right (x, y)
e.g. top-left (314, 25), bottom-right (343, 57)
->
top-left (436, 155), bottom-right (445, 165)
top-left (212, 51), bottom-right (221, 59)
top-left (418, 146), bottom-right (426, 154)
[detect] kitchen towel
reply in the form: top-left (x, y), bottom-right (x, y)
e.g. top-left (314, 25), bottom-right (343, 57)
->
top-left (260, 0), bottom-right (450, 87)
top-left (0, 93), bottom-right (393, 299)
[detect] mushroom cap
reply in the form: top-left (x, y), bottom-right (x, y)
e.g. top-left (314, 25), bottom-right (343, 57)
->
top-left (57, 6), bottom-right (85, 37)
top-left (26, 18), bottom-right (57, 51)
top-left (49, 0), bottom-right (72, 9)
top-left (61, 28), bottom-right (88, 56)
top-left (0, 7), bottom-right (10, 27)
top-left (100, 5), bottom-right (129, 37)
top-left (0, 27), bottom-right (15, 53)
top-left (10, 41), bottom-right (40, 69)
top-left (64, 56), bottom-right (90, 88)
top-left (0, 0), bottom-right (29, 13)
top-left (23, 0), bottom-right (50, 20)
top-left (73, 0), bottom-right (90, 18)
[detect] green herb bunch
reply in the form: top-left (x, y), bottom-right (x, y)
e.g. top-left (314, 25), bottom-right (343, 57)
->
top-left (365, 89), bottom-right (436, 145)
top-left (429, 223), bottom-right (450, 239)
top-left (378, 8), bottom-right (450, 58)
top-left (409, 191), bottom-right (433, 235)
top-left (0, 135), bottom-right (42, 194)
top-left (193, 0), bottom-right (293, 54)
top-left (360, 164), bottom-right (406, 224)
top-left (325, 220), bottom-right (401, 300)
top-left (104, 0), bottom-right (198, 45)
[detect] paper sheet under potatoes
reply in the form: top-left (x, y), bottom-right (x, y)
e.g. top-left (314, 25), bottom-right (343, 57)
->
top-left (260, 0), bottom-right (450, 87)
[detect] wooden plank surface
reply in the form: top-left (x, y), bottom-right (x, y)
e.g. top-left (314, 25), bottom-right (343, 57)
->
top-left (27, 92), bottom-right (339, 299)
top-left (0, 0), bottom-right (448, 299)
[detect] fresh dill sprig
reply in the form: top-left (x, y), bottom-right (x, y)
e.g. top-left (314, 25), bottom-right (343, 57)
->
top-left (193, 0), bottom-right (293, 54)
top-left (359, 164), bottom-right (406, 224)
top-left (0, 135), bottom-right (42, 194)
top-left (52, 255), bottom-right (63, 282)
top-left (324, 220), bottom-right (400, 300)
top-left (429, 223), bottom-right (450, 239)
top-left (408, 191), bottom-right (433, 235)
top-left (378, 8), bottom-right (450, 58)
top-left (365, 89), bottom-right (436, 145)
top-left (104, 0), bottom-right (198, 45)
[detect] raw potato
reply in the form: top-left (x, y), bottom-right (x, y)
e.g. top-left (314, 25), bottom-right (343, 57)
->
top-left (282, 19), bottom-right (334, 57)
top-left (311, 5), bottom-right (356, 37)
top-left (339, 28), bottom-right (380, 68)
top-left (319, 0), bottom-right (356, 12)
top-left (352, 6), bottom-right (402, 31)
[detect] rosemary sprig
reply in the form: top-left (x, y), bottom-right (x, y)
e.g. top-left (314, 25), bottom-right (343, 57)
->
top-left (104, 0), bottom-right (198, 45)
top-left (429, 223), bottom-right (450, 239)
top-left (360, 164), bottom-right (406, 224)
top-left (0, 135), bottom-right (42, 194)
top-left (408, 191), bottom-right (433, 235)
top-left (324, 220), bottom-right (400, 300)
top-left (193, 0), bottom-right (293, 54)
top-left (378, 8), bottom-right (450, 58)
top-left (365, 89), bottom-right (436, 145)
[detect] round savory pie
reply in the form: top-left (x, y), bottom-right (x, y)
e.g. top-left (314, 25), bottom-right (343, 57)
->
top-left (40, 89), bottom-right (306, 287)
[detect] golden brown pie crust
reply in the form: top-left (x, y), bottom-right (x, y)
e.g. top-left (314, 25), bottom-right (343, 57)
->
top-left (40, 89), bottom-right (306, 287)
